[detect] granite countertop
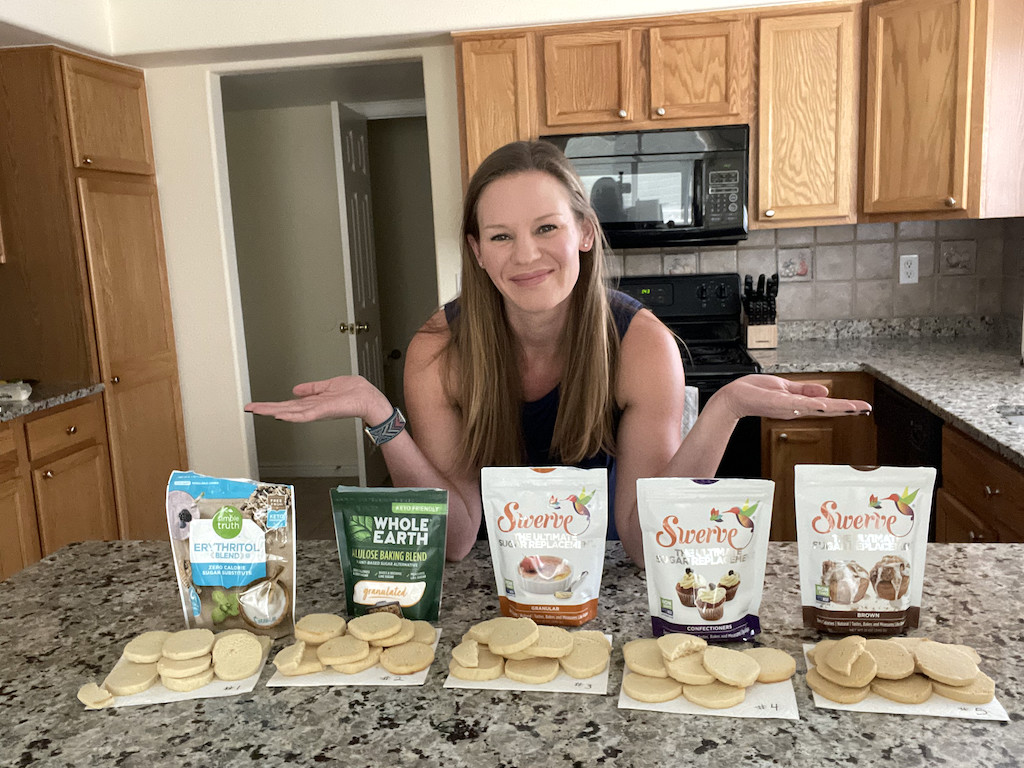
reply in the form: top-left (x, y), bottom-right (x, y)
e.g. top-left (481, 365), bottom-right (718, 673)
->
top-left (751, 336), bottom-right (1024, 469)
top-left (0, 381), bottom-right (104, 423)
top-left (1, 539), bottom-right (1020, 767)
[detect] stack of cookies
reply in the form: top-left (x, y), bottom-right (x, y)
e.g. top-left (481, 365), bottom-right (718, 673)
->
top-left (273, 612), bottom-right (437, 677)
top-left (449, 617), bottom-right (611, 684)
top-left (621, 634), bottom-right (795, 707)
top-left (805, 636), bottom-right (995, 706)
top-left (78, 628), bottom-right (270, 708)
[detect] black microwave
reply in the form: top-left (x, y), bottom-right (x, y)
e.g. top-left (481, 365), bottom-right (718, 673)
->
top-left (543, 125), bottom-right (749, 248)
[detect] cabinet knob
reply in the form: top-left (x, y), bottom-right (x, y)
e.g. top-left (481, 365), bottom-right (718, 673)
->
top-left (778, 432), bottom-right (789, 442)
top-left (656, 107), bottom-right (666, 116)
top-left (43, 470), bottom-right (54, 479)
top-left (66, 425), bottom-right (78, 435)
top-left (765, 209), bottom-right (776, 218)
top-left (945, 196), bottom-right (957, 207)
top-left (111, 376), bottom-right (120, 384)
top-left (983, 485), bottom-right (1001, 498)
top-left (83, 157), bottom-right (93, 165)
top-left (618, 109), bottom-right (628, 118)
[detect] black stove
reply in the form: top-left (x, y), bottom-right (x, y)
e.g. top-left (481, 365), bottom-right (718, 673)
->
top-left (618, 273), bottom-right (762, 478)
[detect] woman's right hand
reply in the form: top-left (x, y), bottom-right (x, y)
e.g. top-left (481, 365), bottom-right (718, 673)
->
top-left (244, 375), bottom-right (392, 424)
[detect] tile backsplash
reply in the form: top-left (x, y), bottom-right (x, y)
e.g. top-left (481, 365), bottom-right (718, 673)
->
top-left (608, 217), bottom-right (1024, 337)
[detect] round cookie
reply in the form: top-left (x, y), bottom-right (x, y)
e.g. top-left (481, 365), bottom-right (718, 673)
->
top-left (488, 618), bottom-right (540, 657)
top-left (805, 667), bottom-right (870, 704)
top-left (824, 635), bottom-right (867, 676)
top-left (702, 645), bottom-right (760, 688)
top-left (282, 645), bottom-right (324, 676)
top-left (622, 673), bottom-right (682, 703)
top-left (451, 638), bottom-right (480, 669)
top-left (665, 651), bottom-right (715, 685)
top-left (949, 644), bottom-right (982, 664)
top-left (657, 633), bottom-right (706, 661)
top-left (864, 638), bottom-right (915, 680)
top-left (914, 642), bottom-right (979, 686)
top-left (870, 673), bottom-right (933, 704)
top-left (273, 641), bottom-right (307, 674)
top-left (371, 618), bottom-right (416, 648)
top-left (683, 680), bottom-right (746, 709)
top-left (449, 647), bottom-right (504, 681)
top-left (523, 625), bottom-right (574, 659)
top-left (815, 648), bottom-right (877, 688)
top-left (572, 630), bottom-right (612, 651)
top-left (890, 636), bottom-right (932, 652)
top-left (380, 641), bottom-right (435, 675)
top-left (77, 682), bottom-right (114, 709)
top-left (931, 671), bottom-right (995, 704)
top-left (505, 656), bottom-right (560, 685)
top-left (742, 648), bottom-right (796, 683)
top-left (294, 613), bottom-right (347, 645)
top-left (162, 628), bottom-right (215, 661)
top-left (333, 645), bottom-right (383, 674)
top-left (161, 667), bottom-right (215, 693)
top-left (558, 636), bottom-right (610, 679)
top-left (623, 638), bottom-right (668, 678)
top-left (806, 639), bottom-right (837, 666)
top-left (104, 661), bottom-right (159, 696)
top-left (317, 635), bottom-right (370, 666)
top-left (465, 617), bottom-right (507, 645)
top-left (348, 613), bottom-right (402, 642)
top-left (212, 632), bottom-right (264, 681)
top-left (123, 631), bottom-right (171, 664)
top-left (157, 654), bottom-right (212, 679)
top-left (218, 629), bottom-right (273, 657)
top-left (411, 621), bottom-right (437, 646)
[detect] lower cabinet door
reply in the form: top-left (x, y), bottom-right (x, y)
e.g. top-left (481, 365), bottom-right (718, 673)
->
top-left (0, 475), bottom-right (41, 579)
top-left (32, 444), bottom-right (118, 555)
top-left (764, 423), bottom-right (834, 541)
top-left (934, 488), bottom-right (1000, 543)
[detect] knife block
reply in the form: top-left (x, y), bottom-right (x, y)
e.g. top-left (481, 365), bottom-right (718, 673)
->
top-left (744, 322), bottom-right (778, 350)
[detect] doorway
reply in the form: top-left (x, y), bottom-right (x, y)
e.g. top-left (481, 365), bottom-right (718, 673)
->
top-left (220, 61), bottom-right (439, 537)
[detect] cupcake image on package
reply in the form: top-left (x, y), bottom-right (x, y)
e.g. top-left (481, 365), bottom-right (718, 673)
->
top-left (638, 478), bottom-right (775, 642)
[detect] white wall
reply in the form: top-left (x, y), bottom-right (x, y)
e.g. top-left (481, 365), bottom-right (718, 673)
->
top-left (225, 104), bottom-right (358, 477)
top-left (0, 0), bottom-right (111, 52)
top-left (145, 46), bottom-right (461, 477)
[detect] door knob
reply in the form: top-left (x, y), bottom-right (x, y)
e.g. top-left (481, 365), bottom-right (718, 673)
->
top-left (339, 322), bottom-right (369, 334)
top-left (388, 349), bottom-right (402, 360)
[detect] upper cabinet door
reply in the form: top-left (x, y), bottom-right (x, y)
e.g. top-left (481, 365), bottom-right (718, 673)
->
top-left (649, 20), bottom-right (750, 122)
top-left (757, 11), bottom-right (857, 225)
top-left (541, 30), bottom-right (635, 128)
top-left (863, 0), bottom-right (974, 214)
top-left (457, 36), bottom-right (534, 182)
top-left (61, 54), bottom-right (155, 175)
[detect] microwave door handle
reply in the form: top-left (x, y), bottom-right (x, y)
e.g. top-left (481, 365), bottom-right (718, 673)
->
top-left (691, 158), bottom-right (703, 227)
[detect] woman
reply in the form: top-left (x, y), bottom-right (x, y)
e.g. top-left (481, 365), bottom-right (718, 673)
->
top-left (246, 141), bottom-right (869, 564)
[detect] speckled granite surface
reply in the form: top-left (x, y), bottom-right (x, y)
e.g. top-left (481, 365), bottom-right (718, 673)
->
top-left (1, 540), bottom-right (1020, 767)
top-left (0, 382), bottom-right (103, 423)
top-left (751, 336), bottom-right (1024, 469)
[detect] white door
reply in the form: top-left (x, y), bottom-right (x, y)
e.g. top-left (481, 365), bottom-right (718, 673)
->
top-left (332, 102), bottom-right (388, 487)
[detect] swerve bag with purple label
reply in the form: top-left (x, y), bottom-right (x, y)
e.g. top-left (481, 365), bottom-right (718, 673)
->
top-left (639, 478), bottom-right (775, 642)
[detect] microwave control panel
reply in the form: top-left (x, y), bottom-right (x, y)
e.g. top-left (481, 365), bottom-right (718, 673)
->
top-left (704, 155), bottom-right (746, 227)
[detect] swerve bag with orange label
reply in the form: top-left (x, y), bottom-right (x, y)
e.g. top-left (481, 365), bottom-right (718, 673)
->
top-left (639, 478), bottom-right (775, 641)
top-left (796, 465), bottom-right (935, 635)
top-left (331, 486), bottom-right (448, 621)
top-left (481, 466), bottom-right (607, 626)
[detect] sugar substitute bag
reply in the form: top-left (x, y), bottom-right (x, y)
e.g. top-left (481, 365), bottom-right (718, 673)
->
top-left (331, 486), bottom-right (448, 621)
top-left (166, 470), bottom-right (296, 638)
top-left (796, 464), bottom-right (936, 635)
top-left (639, 478), bottom-right (775, 641)
top-left (481, 466), bottom-right (607, 626)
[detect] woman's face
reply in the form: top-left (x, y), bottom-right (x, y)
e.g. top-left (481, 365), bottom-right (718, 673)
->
top-left (468, 170), bottom-right (594, 317)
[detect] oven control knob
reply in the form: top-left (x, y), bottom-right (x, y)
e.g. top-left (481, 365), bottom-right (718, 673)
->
top-left (716, 284), bottom-right (727, 299)
top-left (697, 285), bottom-right (708, 301)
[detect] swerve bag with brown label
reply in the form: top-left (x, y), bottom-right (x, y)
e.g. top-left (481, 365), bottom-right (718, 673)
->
top-left (796, 465), bottom-right (936, 635)
top-left (481, 466), bottom-right (607, 626)
top-left (639, 478), bottom-right (775, 642)
top-left (331, 486), bottom-right (447, 621)
top-left (167, 471), bottom-right (296, 638)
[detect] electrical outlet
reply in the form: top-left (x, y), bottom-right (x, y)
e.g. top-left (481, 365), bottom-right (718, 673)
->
top-left (899, 254), bottom-right (919, 284)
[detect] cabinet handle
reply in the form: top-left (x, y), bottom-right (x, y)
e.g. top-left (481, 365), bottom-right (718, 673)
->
top-left (765, 209), bottom-right (776, 218)
top-left (83, 157), bottom-right (93, 165)
top-left (66, 425), bottom-right (78, 435)
top-left (43, 470), bottom-right (54, 479)
top-left (945, 197), bottom-right (957, 207)
top-left (982, 485), bottom-right (1001, 498)
top-left (655, 107), bottom-right (666, 116)
top-left (111, 376), bottom-right (120, 384)
top-left (618, 109), bottom-right (628, 118)
top-left (778, 433), bottom-right (789, 442)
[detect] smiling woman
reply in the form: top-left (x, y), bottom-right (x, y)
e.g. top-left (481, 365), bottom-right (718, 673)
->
top-left (245, 140), bottom-right (871, 564)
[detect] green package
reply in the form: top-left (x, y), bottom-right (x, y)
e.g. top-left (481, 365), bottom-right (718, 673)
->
top-left (331, 486), bottom-right (448, 621)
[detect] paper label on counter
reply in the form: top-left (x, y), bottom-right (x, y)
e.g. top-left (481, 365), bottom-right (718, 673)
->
top-left (618, 679), bottom-right (800, 720)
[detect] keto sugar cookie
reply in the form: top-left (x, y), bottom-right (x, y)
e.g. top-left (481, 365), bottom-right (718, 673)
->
top-left (622, 673), bottom-right (682, 703)
top-left (380, 641), bottom-right (435, 675)
top-left (104, 662), bottom-right (159, 696)
top-left (623, 638), bottom-right (668, 678)
top-left (347, 613), bottom-right (402, 642)
top-left (805, 667), bottom-right (870, 704)
top-left (504, 656), bottom-right (560, 685)
top-left (294, 613), bottom-right (347, 645)
top-left (742, 648), bottom-right (796, 683)
top-left (870, 674), bottom-right (933, 705)
top-left (162, 629), bottom-right (215, 661)
top-left (702, 646), bottom-right (760, 688)
top-left (683, 680), bottom-right (746, 709)
top-left (122, 631), bottom-right (171, 664)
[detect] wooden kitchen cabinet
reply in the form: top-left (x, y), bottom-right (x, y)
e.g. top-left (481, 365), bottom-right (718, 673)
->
top-left (0, 46), bottom-right (188, 543)
top-left (940, 425), bottom-right (1024, 543)
top-left (540, 29), bottom-right (636, 129)
top-left (761, 372), bottom-right (877, 541)
top-left (756, 8), bottom-right (859, 226)
top-left (0, 421), bottom-right (41, 580)
top-left (863, 0), bottom-right (1024, 219)
top-left (455, 36), bottom-right (535, 183)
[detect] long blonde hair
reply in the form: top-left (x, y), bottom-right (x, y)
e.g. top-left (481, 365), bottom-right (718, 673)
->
top-left (446, 141), bottom-right (619, 469)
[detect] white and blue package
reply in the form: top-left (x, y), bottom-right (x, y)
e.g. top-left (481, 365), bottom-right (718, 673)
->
top-left (166, 471), bottom-right (296, 639)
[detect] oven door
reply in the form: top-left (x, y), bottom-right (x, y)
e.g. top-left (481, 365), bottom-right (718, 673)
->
top-left (687, 374), bottom-right (762, 479)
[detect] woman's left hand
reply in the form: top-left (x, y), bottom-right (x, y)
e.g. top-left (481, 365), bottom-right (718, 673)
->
top-left (714, 374), bottom-right (871, 421)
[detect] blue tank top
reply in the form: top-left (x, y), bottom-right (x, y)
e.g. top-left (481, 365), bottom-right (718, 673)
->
top-left (444, 289), bottom-right (643, 539)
